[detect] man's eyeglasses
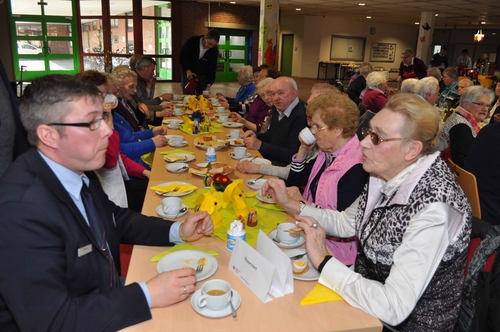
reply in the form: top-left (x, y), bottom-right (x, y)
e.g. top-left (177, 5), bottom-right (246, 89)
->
top-left (48, 112), bottom-right (110, 131)
top-left (362, 128), bottom-right (407, 145)
top-left (471, 101), bottom-right (489, 109)
top-left (310, 124), bottom-right (327, 133)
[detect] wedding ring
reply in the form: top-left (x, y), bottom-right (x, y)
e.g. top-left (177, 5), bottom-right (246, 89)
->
top-left (182, 286), bottom-right (187, 293)
top-left (312, 222), bottom-right (318, 229)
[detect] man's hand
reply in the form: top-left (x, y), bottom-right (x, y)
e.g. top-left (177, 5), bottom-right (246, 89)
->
top-left (147, 268), bottom-right (196, 308)
top-left (296, 215), bottom-right (330, 269)
top-left (231, 112), bottom-right (244, 123)
top-left (157, 108), bottom-right (174, 118)
top-left (179, 211), bottom-right (214, 242)
top-left (160, 93), bottom-right (173, 102)
top-left (262, 178), bottom-right (291, 207)
top-left (138, 103), bottom-right (150, 118)
top-left (152, 126), bottom-right (167, 136)
top-left (186, 70), bottom-right (196, 80)
top-left (244, 135), bottom-right (262, 150)
top-left (236, 160), bottom-right (261, 174)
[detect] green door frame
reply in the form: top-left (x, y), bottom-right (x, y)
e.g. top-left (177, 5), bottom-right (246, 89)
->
top-left (9, 2), bottom-right (79, 82)
top-left (216, 29), bottom-right (251, 82)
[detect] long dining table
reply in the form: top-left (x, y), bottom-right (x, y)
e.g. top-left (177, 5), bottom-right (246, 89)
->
top-left (121, 110), bottom-right (382, 332)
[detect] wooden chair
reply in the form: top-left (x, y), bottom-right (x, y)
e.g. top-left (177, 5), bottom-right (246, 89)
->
top-left (446, 158), bottom-right (482, 219)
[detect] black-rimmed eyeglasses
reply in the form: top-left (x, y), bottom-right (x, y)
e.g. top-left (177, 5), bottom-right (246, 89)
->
top-left (362, 128), bottom-right (407, 145)
top-left (48, 112), bottom-right (110, 131)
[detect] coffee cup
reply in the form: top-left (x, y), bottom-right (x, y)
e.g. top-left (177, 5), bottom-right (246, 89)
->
top-left (173, 94), bottom-right (181, 101)
top-left (169, 135), bottom-right (184, 146)
top-left (229, 129), bottom-right (240, 139)
top-left (299, 127), bottom-right (316, 145)
top-left (233, 147), bottom-right (247, 158)
top-left (183, 96), bottom-right (191, 104)
top-left (277, 223), bottom-right (300, 244)
top-left (173, 108), bottom-right (183, 116)
top-left (169, 119), bottom-right (180, 129)
top-left (219, 115), bottom-right (229, 123)
top-left (161, 197), bottom-right (182, 215)
top-left (203, 90), bottom-right (210, 97)
top-left (210, 98), bottom-right (218, 104)
top-left (217, 106), bottom-right (226, 113)
top-left (197, 279), bottom-right (232, 310)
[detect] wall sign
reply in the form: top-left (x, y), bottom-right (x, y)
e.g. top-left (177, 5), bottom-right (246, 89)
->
top-left (370, 42), bottom-right (396, 62)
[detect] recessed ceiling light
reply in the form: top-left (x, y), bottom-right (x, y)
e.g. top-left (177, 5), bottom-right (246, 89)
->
top-left (492, 32), bottom-right (497, 35)
top-left (367, 16), bottom-right (371, 19)
top-left (230, 1), bottom-right (235, 3)
top-left (481, 21), bottom-right (486, 24)
top-left (296, 8), bottom-right (301, 10)
top-left (359, 3), bottom-right (365, 5)
top-left (415, 22), bottom-right (419, 24)
top-left (435, 14), bottom-right (438, 17)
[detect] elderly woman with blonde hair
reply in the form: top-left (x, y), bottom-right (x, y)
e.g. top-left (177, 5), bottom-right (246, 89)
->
top-left (263, 93), bottom-right (471, 331)
top-left (362, 71), bottom-right (394, 113)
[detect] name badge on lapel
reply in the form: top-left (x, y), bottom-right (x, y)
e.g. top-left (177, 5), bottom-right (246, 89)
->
top-left (78, 244), bottom-right (93, 257)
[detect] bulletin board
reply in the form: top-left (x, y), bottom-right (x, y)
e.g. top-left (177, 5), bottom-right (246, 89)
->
top-left (330, 35), bottom-right (366, 61)
top-left (370, 42), bottom-right (396, 62)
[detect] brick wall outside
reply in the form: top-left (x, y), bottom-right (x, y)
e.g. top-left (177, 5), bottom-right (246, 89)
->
top-left (179, 2), bottom-right (259, 68)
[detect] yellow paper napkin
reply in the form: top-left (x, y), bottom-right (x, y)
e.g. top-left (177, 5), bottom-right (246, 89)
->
top-left (300, 283), bottom-right (343, 305)
top-left (160, 149), bottom-right (194, 155)
top-left (151, 243), bottom-right (219, 262)
top-left (150, 183), bottom-right (198, 193)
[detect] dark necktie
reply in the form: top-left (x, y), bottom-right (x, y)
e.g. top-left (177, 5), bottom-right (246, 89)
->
top-left (80, 180), bottom-right (120, 289)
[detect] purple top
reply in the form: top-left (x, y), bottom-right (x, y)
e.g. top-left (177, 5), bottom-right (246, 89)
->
top-left (245, 96), bottom-right (269, 128)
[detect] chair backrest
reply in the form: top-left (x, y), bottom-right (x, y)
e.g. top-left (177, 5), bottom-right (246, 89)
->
top-left (447, 158), bottom-right (482, 219)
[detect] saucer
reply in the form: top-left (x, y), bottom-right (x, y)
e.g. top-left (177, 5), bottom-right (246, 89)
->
top-left (246, 178), bottom-right (267, 191)
top-left (167, 124), bottom-right (181, 130)
top-left (256, 189), bottom-right (275, 204)
top-left (230, 152), bottom-right (251, 160)
top-left (155, 204), bottom-right (188, 219)
top-left (226, 134), bottom-right (243, 139)
top-left (168, 141), bottom-right (188, 148)
top-left (162, 119), bottom-right (185, 125)
top-left (165, 162), bottom-right (189, 173)
top-left (222, 122), bottom-right (244, 128)
top-left (240, 157), bottom-right (272, 165)
top-left (191, 289), bottom-right (242, 318)
top-left (269, 229), bottom-right (306, 249)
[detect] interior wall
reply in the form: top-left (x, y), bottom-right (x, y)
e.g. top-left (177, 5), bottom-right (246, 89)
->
top-left (281, 13), bottom-right (419, 79)
top-left (0, 0), bottom-right (14, 81)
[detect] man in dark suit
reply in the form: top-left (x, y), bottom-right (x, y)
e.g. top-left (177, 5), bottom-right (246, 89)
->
top-left (242, 76), bottom-right (307, 166)
top-left (0, 74), bottom-right (213, 331)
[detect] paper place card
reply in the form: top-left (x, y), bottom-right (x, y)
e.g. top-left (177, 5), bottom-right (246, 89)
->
top-left (229, 230), bottom-right (294, 303)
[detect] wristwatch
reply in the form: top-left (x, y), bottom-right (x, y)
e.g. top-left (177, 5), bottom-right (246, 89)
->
top-left (298, 200), bottom-right (306, 215)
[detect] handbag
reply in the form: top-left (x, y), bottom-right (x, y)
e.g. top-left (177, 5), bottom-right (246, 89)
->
top-left (185, 77), bottom-right (199, 94)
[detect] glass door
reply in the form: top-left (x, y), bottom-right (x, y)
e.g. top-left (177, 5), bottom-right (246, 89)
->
top-left (216, 29), bottom-right (251, 82)
top-left (9, 0), bottom-right (78, 81)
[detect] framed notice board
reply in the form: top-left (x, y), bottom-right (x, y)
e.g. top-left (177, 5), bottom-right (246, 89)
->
top-left (370, 42), bottom-right (396, 62)
top-left (330, 35), bottom-right (365, 61)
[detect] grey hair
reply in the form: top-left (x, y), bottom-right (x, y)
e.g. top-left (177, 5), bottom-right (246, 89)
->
top-left (359, 62), bottom-right (373, 76)
top-left (19, 74), bottom-right (101, 146)
top-left (135, 56), bottom-right (157, 71)
top-left (427, 67), bottom-right (442, 80)
top-left (238, 65), bottom-right (254, 85)
top-left (257, 77), bottom-right (274, 89)
top-left (414, 77), bottom-right (439, 98)
top-left (443, 67), bottom-right (458, 81)
top-left (400, 78), bottom-right (419, 93)
top-left (460, 85), bottom-right (494, 107)
top-left (366, 71), bottom-right (387, 89)
top-left (402, 48), bottom-right (414, 57)
top-left (111, 67), bottom-right (137, 88)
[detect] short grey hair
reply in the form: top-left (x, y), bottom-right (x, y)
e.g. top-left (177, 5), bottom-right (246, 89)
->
top-left (366, 71), bottom-right (387, 89)
top-left (415, 77), bottom-right (439, 98)
top-left (443, 67), bottom-right (458, 81)
top-left (460, 85), bottom-right (494, 107)
top-left (402, 48), bottom-right (414, 57)
top-left (257, 77), bottom-right (274, 90)
top-left (238, 65), bottom-right (254, 85)
top-left (359, 62), bottom-right (373, 76)
top-left (135, 56), bottom-right (157, 71)
top-left (427, 67), bottom-right (442, 80)
top-left (400, 78), bottom-right (419, 93)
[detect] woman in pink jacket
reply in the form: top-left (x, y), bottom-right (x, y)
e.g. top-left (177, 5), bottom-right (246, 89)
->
top-left (273, 93), bottom-right (368, 265)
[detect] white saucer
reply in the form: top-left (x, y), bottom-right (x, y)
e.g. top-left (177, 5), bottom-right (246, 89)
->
top-left (226, 134), bottom-right (243, 139)
top-left (168, 141), bottom-right (188, 148)
top-left (155, 204), bottom-right (188, 219)
top-left (256, 189), bottom-right (275, 204)
top-left (167, 125), bottom-right (181, 130)
top-left (165, 162), bottom-right (189, 173)
top-left (154, 181), bottom-right (196, 197)
top-left (284, 249), bottom-right (320, 281)
top-left (162, 119), bottom-right (184, 125)
top-left (240, 157), bottom-right (272, 165)
top-left (191, 289), bottom-right (242, 318)
top-left (230, 152), bottom-right (251, 160)
top-left (246, 178), bottom-right (267, 191)
top-left (163, 153), bottom-right (195, 163)
top-left (222, 122), bottom-right (244, 128)
top-left (269, 229), bottom-right (306, 249)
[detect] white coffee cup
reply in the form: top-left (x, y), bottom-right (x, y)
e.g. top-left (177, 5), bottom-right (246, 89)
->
top-left (173, 108), bottom-right (183, 116)
top-left (169, 135), bottom-right (184, 146)
top-left (169, 119), bottom-right (180, 129)
top-left (219, 115), bottom-right (229, 123)
top-left (229, 129), bottom-right (240, 139)
top-left (162, 197), bottom-right (182, 215)
top-left (233, 147), bottom-right (247, 158)
top-left (217, 106), bottom-right (226, 113)
top-left (299, 127), bottom-right (317, 145)
top-left (197, 279), bottom-right (232, 310)
top-left (277, 223), bottom-right (300, 244)
top-left (103, 94), bottom-right (118, 111)
top-left (203, 90), bottom-right (210, 97)
top-left (210, 98), bottom-right (218, 104)
top-left (173, 94), bottom-right (181, 101)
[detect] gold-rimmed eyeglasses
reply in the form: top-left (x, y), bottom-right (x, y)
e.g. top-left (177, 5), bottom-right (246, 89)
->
top-left (362, 128), bottom-right (407, 145)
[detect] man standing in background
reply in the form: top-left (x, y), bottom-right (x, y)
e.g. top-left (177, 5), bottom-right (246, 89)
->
top-left (430, 46), bottom-right (448, 73)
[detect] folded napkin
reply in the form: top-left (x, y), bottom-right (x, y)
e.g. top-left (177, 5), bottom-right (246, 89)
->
top-left (160, 149), bottom-right (194, 155)
top-left (150, 183), bottom-right (198, 193)
top-left (163, 155), bottom-right (188, 162)
top-left (151, 243), bottom-right (219, 262)
top-left (300, 283), bottom-right (343, 305)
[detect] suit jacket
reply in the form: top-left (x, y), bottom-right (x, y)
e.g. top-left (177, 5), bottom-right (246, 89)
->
top-left (257, 99), bottom-right (307, 166)
top-left (0, 148), bottom-right (176, 331)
